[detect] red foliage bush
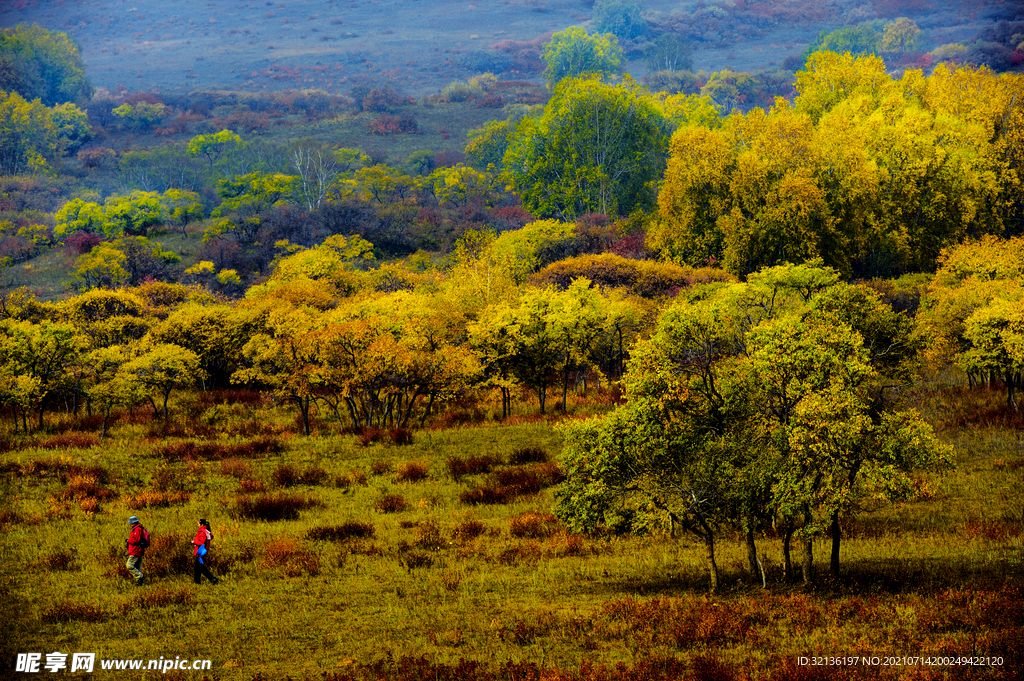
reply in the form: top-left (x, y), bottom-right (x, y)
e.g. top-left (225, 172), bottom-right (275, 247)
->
top-left (509, 446), bottom-right (548, 465)
top-left (125, 490), bottom-right (191, 509)
top-left (219, 458), bottom-right (251, 478)
top-left (155, 436), bottom-right (282, 461)
top-left (234, 493), bottom-right (321, 521)
top-left (509, 512), bottom-right (562, 538)
top-left (64, 231), bottom-right (104, 254)
top-left (119, 587), bottom-right (195, 613)
top-left (261, 537), bottom-right (321, 577)
top-left (367, 114), bottom-right (420, 135)
top-left (375, 494), bottom-right (409, 513)
top-left (42, 600), bottom-right (104, 623)
top-left (39, 433), bottom-right (99, 450)
top-left (54, 475), bottom-right (115, 502)
top-left (447, 454), bottom-right (502, 479)
top-left (239, 478), bottom-right (266, 494)
top-left (389, 427), bottom-right (414, 445)
top-left (306, 521), bottom-right (375, 542)
top-left (395, 461), bottom-right (429, 482)
top-left (452, 519), bottom-right (487, 541)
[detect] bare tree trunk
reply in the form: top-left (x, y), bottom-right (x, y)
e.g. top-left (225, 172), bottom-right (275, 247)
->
top-left (802, 537), bottom-right (814, 586)
top-left (704, 532), bottom-right (719, 594)
top-left (100, 405), bottom-right (111, 442)
top-left (300, 396), bottom-right (310, 436)
top-left (746, 526), bottom-right (763, 586)
top-left (829, 511), bottom-right (841, 577)
top-left (782, 518), bottom-right (794, 582)
top-left (802, 506), bottom-right (815, 586)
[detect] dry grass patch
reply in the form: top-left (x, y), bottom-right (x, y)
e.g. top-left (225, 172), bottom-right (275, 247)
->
top-left (261, 537), bottom-right (321, 577)
top-left (42, 600), bottom-right (105, 623)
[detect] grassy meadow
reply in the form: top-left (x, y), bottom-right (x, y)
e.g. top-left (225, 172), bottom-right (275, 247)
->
top-left (0, 385), bottom-right (1022, 680)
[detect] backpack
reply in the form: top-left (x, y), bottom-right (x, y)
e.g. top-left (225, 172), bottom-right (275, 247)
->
top-left (138, 526), bottom-right (151, 549)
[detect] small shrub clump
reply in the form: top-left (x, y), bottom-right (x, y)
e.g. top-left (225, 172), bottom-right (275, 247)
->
top-left (40, 549), bottom-right (80, 572)
top-left (375, 494), bottom-right (409, 513)
top-left (398, 549), bottom-right (434, 570)
top-left (452, 519), bottom-right (487, 542)
top-left (446, 454), bottom-right (501, 479)
top-left (509, 446), bottom-right (548, 465)
top-left (509, 512), bottom-right (562, 538)
top-left (395, 461), bottom-right (429, 483)
top-left (239, 478), bottom-right (266, 494)
top-left (53, 475), bottom-right (115, 503)
top-left (125, 490), bottom-right (191, 509)
top-left (367, 114), bottom-right (420, 135)
top-left (42, 600), bottom-right (105, 623)
top-left (155, 436), bottom-right (282, 462)
top-left (234, 493), bottom-right (321, 521)
top-left (389, 427), bottom-right (414, 445)
top-left (219, 458), bottom-right (251, 478)
top-left (306, 521), bottom-right (376, 542)
top-left (39, 433), bottom-right (100, 450)
top-left (261, 537), bottom-right (321, 577)
top-left (119, 587), bottom-right (196, 613)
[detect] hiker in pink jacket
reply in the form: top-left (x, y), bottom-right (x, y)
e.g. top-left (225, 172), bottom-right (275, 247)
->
top-left (192, 518), bottom-right (219, 585)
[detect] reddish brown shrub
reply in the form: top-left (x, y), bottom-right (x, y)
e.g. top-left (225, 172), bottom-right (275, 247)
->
top-left (273, 464), bottom-right (300, 487)
top-left (362, 86), bottom-right (409, 112)
top-left (239, 478), bottom-right (266, 494)
top-left (306, 521), bottom-right (375, 542)
top-left (54, 475), bottom-right (114, 502)
top-left (360, 428), bottom-right (386, 447)
top-left (395, 461), bottom-right (429, 482)
top-left (300, 466), bottom-right (328, 485)
top-left (119, 587), bottom-right (196, 613)
top-left (509, 512), bottom-right (561, 538)
top-left (40, 550), bottom-right (80, 572)
top-left (39, 433), bottom-right (99, 450)
top-left (492, 467), bottom-right (542, 496)
top-left (389, 427), bottom-right (414, 445)
top-left (220, 458), bottom-right (251, 478)
top-left (452, 520), bottom-right (487, 542)
top-left (497, 542), bottom-right (542, 565)
top-left (156, 436), bottom-right (282, 461)
top-left (446, 454), bottom-right (502, 479)
top-left (140, 532), bottom-right (194, 578)
top-left (64, 231), bottom-right (104, 254)
top-left (398, 550), bottom-right (434, 570)
top-left (370, 459), bottom-right (391, 475)
top-left (509, 446), bottom-right (548, 465)
top-left (42, 600), bottom-right (104, 623)
top-left (367, 114), bottom-right (420, 135)
top-left (261, 537), bottom-right (320, 576)
top-left (375, 494), bottom-right (409, 513)
top-left (964, 520), bottom-right (1023, 541)
top-left (459, 485), bottom-right (510, 505)
top-left (234, 493), bottom-right (321, 521)
top-left (125, 490), bottom-right (191, 509)
top-left (477, 93), bottom-right (505, 108)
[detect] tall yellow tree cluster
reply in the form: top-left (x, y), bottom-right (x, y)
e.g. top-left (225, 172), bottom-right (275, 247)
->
top-left (651, 54), bottom-right (1024, 278)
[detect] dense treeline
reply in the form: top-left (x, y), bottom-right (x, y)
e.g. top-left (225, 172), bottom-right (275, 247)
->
top-left (651, 53), bottom-right (1024, 278)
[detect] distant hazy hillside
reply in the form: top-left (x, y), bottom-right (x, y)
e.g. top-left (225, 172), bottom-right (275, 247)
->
top-left (1, 0), bottom-right (1018, 97)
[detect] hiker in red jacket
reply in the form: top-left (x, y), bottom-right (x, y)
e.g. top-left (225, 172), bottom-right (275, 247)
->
top-left (125, 515), bottom-right (147, 586)
top-left (192, 518), bottom-right (219, 585)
